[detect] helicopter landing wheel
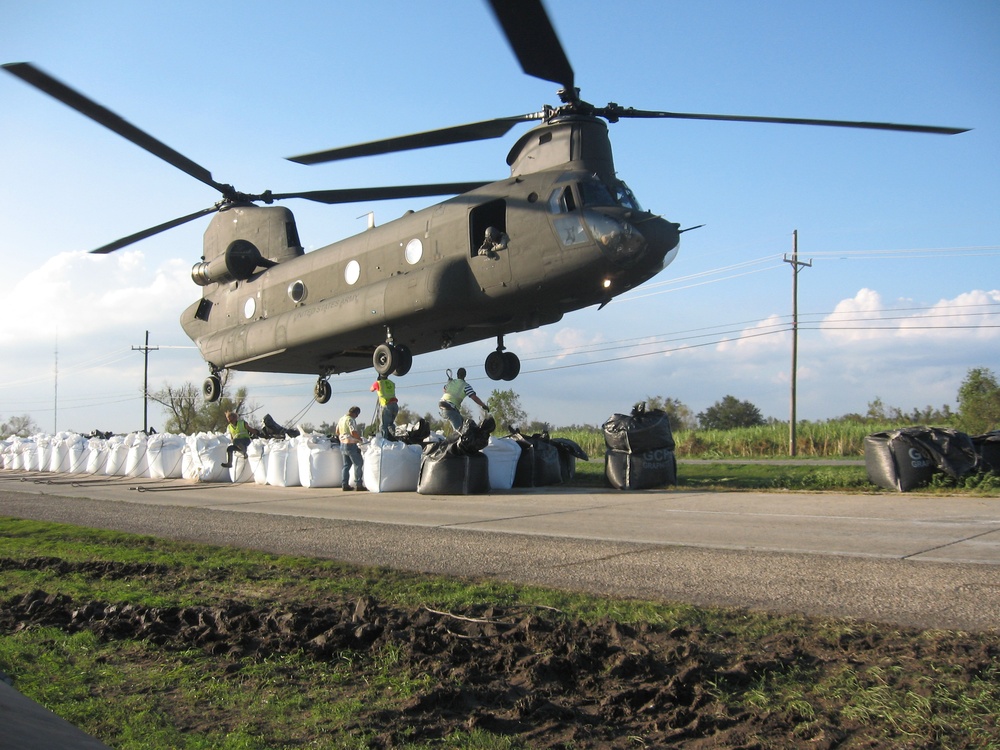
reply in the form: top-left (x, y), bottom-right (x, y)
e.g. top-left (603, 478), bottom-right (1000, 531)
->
top-left (485, 350), bottom-right (506, 380)
top-left (485, 350), bottom-right (520, 380)
top-left (501, 351), bottom-right (520, 381)
top-left (314, 378), bottom-right (332, 404)
top-left (203, 375), bottom-right (221, 403)
top-left (393, 344), bottom-right (413, 377)
top-left (373, 343), bottom-right (397, 376)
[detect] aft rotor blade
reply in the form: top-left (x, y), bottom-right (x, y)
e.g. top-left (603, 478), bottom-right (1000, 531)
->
top-left (3, 62), bottom-right (237, 194)
top-left (274, 182), bottom-right (493, 204)
top-left (486, 0), bottom-right (574, 92)
top-left (90, 205), bottom-right (220, 254)
top-left (287, 115), bottom-right (540, 165)
top-left (607, 106), bottom-right (969, 135)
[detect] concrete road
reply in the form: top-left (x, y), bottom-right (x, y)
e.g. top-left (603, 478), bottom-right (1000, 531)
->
top-left (1, 471), bottom-right (998, 632)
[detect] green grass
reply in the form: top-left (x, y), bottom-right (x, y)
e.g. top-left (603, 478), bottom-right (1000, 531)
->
top-left (552, 420), bottom-right (972, 460)
top-left (565, 451), bottom-right (1000, 496)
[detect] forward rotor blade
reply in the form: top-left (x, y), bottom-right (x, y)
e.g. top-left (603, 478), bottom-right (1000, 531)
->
top-left (90, 205), bottom-right (221, 254)
top-left (486, 0), bottom-right (574, 92)
top-left (287, 115), bottom-right (540, 165)
top-left (3, 62), bottom-right (236, 194)
top-left (607, 106), bottom-right (969, 135)
top-left (273, 182), bottom-right (493, 205)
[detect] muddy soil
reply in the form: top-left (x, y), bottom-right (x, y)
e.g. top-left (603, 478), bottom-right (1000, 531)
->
top-left (2, 558), bottom-right (998, 748)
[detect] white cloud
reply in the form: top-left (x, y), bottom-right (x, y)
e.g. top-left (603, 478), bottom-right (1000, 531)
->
top-left (0, 251), bottom-right (191, 346)
top-left (896, 289), bottom-right (1000, 340)
top-left (715, 314), bottom-right (789, 355)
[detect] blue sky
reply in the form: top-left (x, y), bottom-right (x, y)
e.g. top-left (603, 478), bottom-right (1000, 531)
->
top-left (1, 0), bottom-right (998, 435)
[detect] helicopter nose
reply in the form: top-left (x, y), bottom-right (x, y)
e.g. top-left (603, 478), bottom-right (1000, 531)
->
top-left (586, 212), bottom-right (646, 266)
top-left (585, 211), bottom-right (680, 268)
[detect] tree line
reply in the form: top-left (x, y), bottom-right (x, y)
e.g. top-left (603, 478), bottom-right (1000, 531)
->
top-left (3, 367), bottom-right (998, 440)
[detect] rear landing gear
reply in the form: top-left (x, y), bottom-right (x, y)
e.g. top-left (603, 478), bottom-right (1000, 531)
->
top-left (373, 341), bottom-right (413, 377)
top-left (485, 337), bottom-right (520, 381)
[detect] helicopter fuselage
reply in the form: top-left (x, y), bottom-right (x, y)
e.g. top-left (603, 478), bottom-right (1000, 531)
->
top-left (181, 116), bottom-right (681, 380)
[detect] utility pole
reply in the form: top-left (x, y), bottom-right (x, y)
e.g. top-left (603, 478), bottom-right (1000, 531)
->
top-left (53, 336), bottom-right (58, 434)
top-left (783, 230), bottom-right (811, 456)
top-left (132, 331), bottom-right (159, 433)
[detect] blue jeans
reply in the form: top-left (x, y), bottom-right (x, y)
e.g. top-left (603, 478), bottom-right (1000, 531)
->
top-left (439, 401), bottom-right (463, 431)
top-left (380, 402), bottom-right (399, 440)
top-left (340, 443), bottom-right (363, 487)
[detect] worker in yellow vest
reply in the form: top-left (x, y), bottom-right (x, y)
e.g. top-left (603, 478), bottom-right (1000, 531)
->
top-left (370, 374), bottom-right (399, 440)
top-left (438, 367), bottom-right (488, 431)
top-left (336, 406), bottom-right (365, 491)
top-left (221, 411), bottom-right (252, 468)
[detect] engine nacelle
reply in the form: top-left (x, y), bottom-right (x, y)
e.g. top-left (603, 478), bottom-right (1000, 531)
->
top-left (191, 240), bottom-right (270, 287)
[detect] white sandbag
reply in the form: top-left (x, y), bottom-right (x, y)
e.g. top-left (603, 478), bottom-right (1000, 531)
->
top-left (86, 440), bottom-right (108, 474)
top-left (8, 438), bottom-right (29, 471)
top-left (483, 437), bottom-right (522, 490)
top-left (48, 434), bottom-right (73, 473)
top-left (125, 434), bottom-right (150, 478)
top-left (297, 435), bottom-right (342, 488)
top-left (105, 438), bottom-right (129, 476)
top-left (182, 433), bottom-right (230, 482)
top-left (266, 440), bottom-right (300, 487)
top-left (363, 437), bottom-right (422, 493)
top-left (248, 440), bottom-right (269, 485)
top-left (68, 436), bottom-right (91, 474)
top-left (31, 437), bottom-right (50, 473)
top-left (227, 444), bottom-right (256, 484)
top-left (148, 433), bottom-right (185, 479)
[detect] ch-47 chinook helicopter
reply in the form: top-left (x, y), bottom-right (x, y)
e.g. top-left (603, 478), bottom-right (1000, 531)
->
top-left (4, 1), bottom-right (967, 405)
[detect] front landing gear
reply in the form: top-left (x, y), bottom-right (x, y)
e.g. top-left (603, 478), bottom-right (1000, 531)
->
top-left (485, 336), bottom-right (520, 381)
top-left (203, 373), bottom-right (222, 402)
top-left (314, 377), bottom-right (332, 404)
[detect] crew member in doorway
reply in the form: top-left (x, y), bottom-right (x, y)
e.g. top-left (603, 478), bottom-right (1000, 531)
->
top-left (477, 226), bottom-right (509, 260)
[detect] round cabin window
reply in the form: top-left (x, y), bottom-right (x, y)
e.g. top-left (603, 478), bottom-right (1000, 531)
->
top-left (345, 259), bottom-right (361, 285)
top-left (405, 238), bottom-right (423, 265)
top-left (288, 280), bottom-right (307, 303)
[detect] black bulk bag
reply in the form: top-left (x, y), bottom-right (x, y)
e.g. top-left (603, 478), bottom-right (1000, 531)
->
top-left (511, 434), bottom-right (563, 487)
top-left (603, 402), bottom-right (675, 454)
top-left (416, 416), bottom-right (494, 494)
top-left (606, 446), bottom-right (677, 490)
top-left (550, 437), bottom-right (589, 482)
top-left (864, 426), bottom-right (978, 491)
top-left (417, 451), bottom-right (490, 494)
top-left (393, 417), bottom-right (431, 445)
top-left (972, 431), bottom-right (1000, 473)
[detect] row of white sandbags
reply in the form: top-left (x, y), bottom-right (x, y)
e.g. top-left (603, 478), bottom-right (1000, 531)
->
top-left (231, 434), bottom-right (523, 491)
top-left (0, 432), bottom-right (168, 476)
top-left (0, 431), bottom-right (345, 486)
top-left (1, 431), bottom-right (524, 491)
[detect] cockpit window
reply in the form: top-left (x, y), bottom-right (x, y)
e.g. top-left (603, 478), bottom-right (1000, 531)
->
top-left (579, 175), bottom-right (643, 212)
top-left (579, 178), bottom-right (616, 207)
top-left (614, 181), bottom-right (643, 211)
top-left (548, 186), bottom-right (576, 214)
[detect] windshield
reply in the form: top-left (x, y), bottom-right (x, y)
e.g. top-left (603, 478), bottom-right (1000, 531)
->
top-left (578, 175), bottom-right (643, 212)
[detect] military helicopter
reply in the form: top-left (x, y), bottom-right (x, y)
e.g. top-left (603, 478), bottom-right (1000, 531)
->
top-left (3, 1), bottom-right (967, 405)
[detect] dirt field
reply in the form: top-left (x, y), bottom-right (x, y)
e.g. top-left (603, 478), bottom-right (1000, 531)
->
top-left (3, 558), bottom-right (998, 748)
